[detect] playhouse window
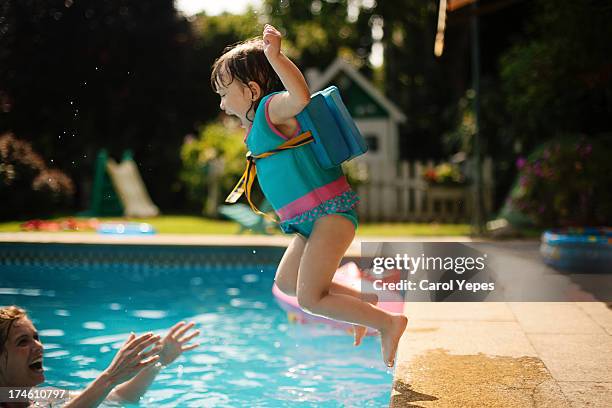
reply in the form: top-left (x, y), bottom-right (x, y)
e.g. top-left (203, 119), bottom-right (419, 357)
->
top-left (365, 134), bottom-right (379, 152)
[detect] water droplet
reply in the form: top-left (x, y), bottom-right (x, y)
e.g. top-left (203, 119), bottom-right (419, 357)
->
top-left (252, 250), bottom-right (257, 254)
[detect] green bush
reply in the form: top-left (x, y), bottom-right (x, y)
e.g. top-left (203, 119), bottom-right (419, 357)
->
top-left (510, 136), bottom-right (612, 227)
top-left (180, 121), bottom-right (246, 214)
top-left (0, 133), bottom-right (75, 220)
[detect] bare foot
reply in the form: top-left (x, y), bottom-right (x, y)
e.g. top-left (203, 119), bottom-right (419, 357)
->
top-left (353, 292), bottom-right (378, 346)
top-left (380, 314), bottom-right (408, 367)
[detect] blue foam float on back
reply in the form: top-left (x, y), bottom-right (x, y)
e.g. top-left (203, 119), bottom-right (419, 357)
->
top-left (296, 86), bottom-right (368, 169)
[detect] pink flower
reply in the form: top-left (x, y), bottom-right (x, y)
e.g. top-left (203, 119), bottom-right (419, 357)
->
top-left (516, 157), bottom-right (527, 169)
top-left (533, 162), bottom-right (543, 177)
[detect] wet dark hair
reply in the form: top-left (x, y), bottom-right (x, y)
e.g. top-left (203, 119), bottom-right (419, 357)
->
top-left (211, 37), bottom-right (284, 122)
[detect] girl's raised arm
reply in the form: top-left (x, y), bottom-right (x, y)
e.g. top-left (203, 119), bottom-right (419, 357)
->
top-left (262, 24), bottom-right (310, 125)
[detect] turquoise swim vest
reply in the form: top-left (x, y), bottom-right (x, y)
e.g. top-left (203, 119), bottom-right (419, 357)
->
top-left (244, 92), bottom-right (359, 231)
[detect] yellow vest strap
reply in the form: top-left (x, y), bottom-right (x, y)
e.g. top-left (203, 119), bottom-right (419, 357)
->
top-left (224, 131), bottom-right (314, 222)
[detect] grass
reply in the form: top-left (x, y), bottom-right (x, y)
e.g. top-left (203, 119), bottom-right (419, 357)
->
top-left (0, 220), bottom-right (23, 232)
top-left (126, 216), bottom-right (239, 234)
top-left (0, 215), bottom-right (473, 236)
top-left (357, 222), bottom-right (471, 236)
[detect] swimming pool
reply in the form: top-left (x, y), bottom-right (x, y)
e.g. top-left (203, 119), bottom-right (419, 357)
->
top-left (0, 243), bottom-right (393, 407)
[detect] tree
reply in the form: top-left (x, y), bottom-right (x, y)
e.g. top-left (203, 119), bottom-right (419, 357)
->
top-left (373, 0), bottom-right (454, 159)
top-left (500, 0), bottom-right (612, 149)
top-left (263, 0), bottom-right (375, 71)
top-left (0, 0), bottom-right (200, 210)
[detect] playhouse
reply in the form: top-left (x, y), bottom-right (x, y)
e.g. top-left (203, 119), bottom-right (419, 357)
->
top-left (306, 57), bottom-right (407, 166)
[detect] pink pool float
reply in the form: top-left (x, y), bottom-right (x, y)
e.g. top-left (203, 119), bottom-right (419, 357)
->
top-left (272, 262), bottom-right (405, 335)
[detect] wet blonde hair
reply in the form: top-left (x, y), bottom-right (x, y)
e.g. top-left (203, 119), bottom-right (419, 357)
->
top-left (211, 38), bottom-right (284, 122)
top-left (0, 306), bottom-right (27, 355)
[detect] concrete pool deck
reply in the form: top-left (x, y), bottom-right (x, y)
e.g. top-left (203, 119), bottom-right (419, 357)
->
top-left (2, 232), bottom-right (611, 407)
top-left (0, 232), bottom-right (471, 258)
top-left (393, 302), bottom-right (612, 407)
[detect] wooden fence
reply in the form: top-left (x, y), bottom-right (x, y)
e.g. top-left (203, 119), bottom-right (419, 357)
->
top-left (355, 158), bottom-right (494, 222)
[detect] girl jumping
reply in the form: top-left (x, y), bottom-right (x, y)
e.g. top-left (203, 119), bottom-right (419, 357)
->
top-left (211, 24), bottom-right (407, 367)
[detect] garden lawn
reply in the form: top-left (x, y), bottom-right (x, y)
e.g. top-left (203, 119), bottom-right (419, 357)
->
top-left (0, 215), bottom-right (473, 236)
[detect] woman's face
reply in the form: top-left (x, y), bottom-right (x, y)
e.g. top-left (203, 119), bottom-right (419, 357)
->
top-left (0, 318), bottom-right (45, 386)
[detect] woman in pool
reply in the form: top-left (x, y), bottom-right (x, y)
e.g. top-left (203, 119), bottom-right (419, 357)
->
top-left (0, 305), bottom-right (200, 407)
top-left (211, 24), bottom-right (408, 367)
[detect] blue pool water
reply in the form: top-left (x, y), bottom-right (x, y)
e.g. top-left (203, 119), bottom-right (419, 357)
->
top-left (1, 260), bottom-right (393, 407)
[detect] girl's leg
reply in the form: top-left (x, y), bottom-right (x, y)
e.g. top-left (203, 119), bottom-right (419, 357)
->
top-left (275, 235), bottom-right (377, 303)
top-left (296, 214), bottom-right (407, 367)
top-left (323, 272), bottom-right (378, 346)
top-left (274, 234), bottom-right (308, 296)
top-left (274, 234), bottom-right (376, 346)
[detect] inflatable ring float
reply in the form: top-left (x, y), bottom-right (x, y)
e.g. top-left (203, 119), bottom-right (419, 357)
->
top-left (540, 227), bottom-right (612, 272)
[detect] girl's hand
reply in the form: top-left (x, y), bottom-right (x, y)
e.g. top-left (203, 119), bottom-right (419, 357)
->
top-left (103, 333), bottom-right (162, 386)
top-left (158, 321), bottom-right (201, 366)
top-left (263, 24), bottom-right (282, 59)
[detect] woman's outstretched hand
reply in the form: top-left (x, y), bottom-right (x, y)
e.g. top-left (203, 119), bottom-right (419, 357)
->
top-left (158, 321), bottom-right (201, 366)
top-left (103, 332), bottom-right (162, 386)
top-left (263, 24), bottom-right (282, 59)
